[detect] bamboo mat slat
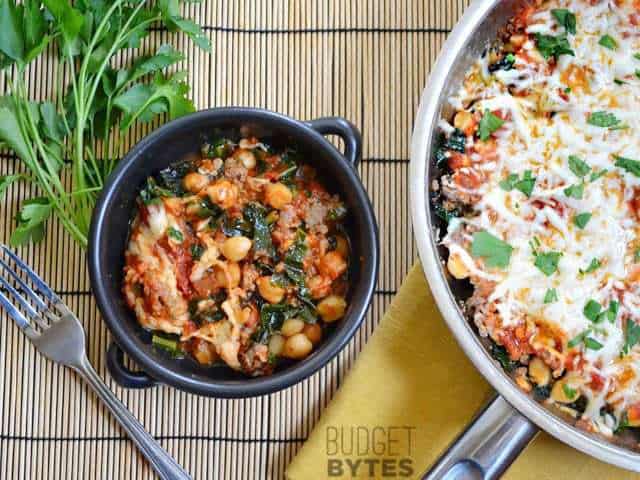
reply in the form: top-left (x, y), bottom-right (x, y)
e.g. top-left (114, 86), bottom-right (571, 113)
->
top-left (0, 1), bottom-right (470, 478)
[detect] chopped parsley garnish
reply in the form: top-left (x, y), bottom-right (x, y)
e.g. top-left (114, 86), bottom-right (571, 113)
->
top-left (635, 248), bottom-right (640, 263)
top-left (635, 53), bottom-right (640, 61)
top-left (580, 258), bottom-right (601, 275)
top-left (471, 231), bottom-right (513, 269)
top-left (598, 34), bottom-right (617, 50)
top-left (551, 9), bottom-right (576, 35)
top-left (614, 78), bottom-right (627, 86)
top-left (535, 33), bottom-right (574, 60)
top-left (605, 301), bottom-right (619, 323)
top-left (623, 320), bottom-right (640, 356)
top-left (584, 337), bottom-right (604, 350)
top-left (568, 329), bottom-right (590, 348)
top-left (498, 170), bottom-right (536, 197)
top-left (534, 251), bottom-right (562, 276)
top-left (584, 300), bottom-right (602, 321)
top-left (478, 109), bottom-right (505, 141)
top-left (564, 183), bottom-right (584, 199)
top-left (573, 212), bottom-right (592, 229)
top-left (167, 226), bottom-right (183, 242)
top-left (568, 155), bottom-right (590, 177)
top-left (614, 155), bottom-right (640, 178)
top-left (587, 111), bottom-right (621, 128)
top-left (636, 70), bottom-right (640, 80)
top-left (589, 169), bottom-right (607, 182)
top-left (544, 288), bottom-right (558, 304)
top-left (562, 383), bottom-right (577, 400)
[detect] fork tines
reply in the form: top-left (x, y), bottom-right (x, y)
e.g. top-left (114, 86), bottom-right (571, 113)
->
top-left (0, 245), bottom-right (66, 338)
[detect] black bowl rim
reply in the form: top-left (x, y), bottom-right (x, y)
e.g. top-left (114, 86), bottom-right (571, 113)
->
top-left (88, 106), bottom-right (379, 397)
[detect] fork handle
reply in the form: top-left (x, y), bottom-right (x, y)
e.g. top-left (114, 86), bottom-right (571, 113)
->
top-left (74, 356), bottom-right (192, 480)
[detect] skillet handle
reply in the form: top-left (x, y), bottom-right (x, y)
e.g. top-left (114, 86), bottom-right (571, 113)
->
top-left (107, 342), bottom-right (157, 389)
top-left (306, 117), bottom-right (362, 168)
top-left (421, 395), bottom-right (538, 480)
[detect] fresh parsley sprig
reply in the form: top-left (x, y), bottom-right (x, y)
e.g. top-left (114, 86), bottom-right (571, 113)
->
top-left (0, 0), bottom-right (211, 248)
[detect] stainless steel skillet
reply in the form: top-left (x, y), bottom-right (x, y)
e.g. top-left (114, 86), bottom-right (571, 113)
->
top-left (409, 0), bottom-right (640, 477)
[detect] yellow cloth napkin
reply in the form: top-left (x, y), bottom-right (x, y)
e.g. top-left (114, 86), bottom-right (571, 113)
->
top-left (286, 263), bottom-right (637, 479)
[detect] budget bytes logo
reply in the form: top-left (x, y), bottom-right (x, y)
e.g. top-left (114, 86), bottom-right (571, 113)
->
top-left (325, 426), bottom-right (415, 478)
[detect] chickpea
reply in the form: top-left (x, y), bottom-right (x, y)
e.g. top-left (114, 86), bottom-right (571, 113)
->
top-left (318, 251), bottom-right (347, 280)
top-left (264, 182), bottom-right (293, 209)
top-left (303, 323), bottom-right (322, 345)
top-left (281, 318), bottom-right (305, 337)
top-left (317, 295), bottom-right (347, 322)
top-left (447, 254), bottom-right (469, 280)
top-left (334, 235), bottom-right (349, 258)
top-left (221, 236), bottom-right (252, 261)
top-left (282, 333), bottom-right (313, 359)
top-left (235, 149), bottom-right (256, 169)
top-left (206, 179), bottom-right (238, 209)
top-left (268, 334), bottom-right (285, 356)
top-left (214, 262), bottom-right (241, 289)
top-left (257, 276), bottom-right (285, 304)
top-left (183, 172), bottom-right (209, 193)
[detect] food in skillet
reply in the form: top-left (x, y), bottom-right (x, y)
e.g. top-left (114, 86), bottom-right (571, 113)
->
top-left (122, 136), bottom-right (350, 376)
top-left (432, 0), bottom-right (640, 440)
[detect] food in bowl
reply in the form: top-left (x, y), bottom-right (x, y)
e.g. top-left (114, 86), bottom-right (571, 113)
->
top-left (432, 0), bottom-right (640, 441)
top-left (122, 135), bottom-right (350, 376)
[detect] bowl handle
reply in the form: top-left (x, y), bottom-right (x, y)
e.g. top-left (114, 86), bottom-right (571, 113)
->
top-left (420, 395), bottom-right (538, 480)
top-left (306, 117), bottom-right (362, 168)
top-left (107, 342), bottom-right (158, 389)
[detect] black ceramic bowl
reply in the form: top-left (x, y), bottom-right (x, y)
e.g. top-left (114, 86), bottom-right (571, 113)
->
top-left (88, 107), bottom-right (379, 398)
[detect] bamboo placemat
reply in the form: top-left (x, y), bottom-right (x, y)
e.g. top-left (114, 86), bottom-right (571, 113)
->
top-left (0, 1), bottom-right (470, 478)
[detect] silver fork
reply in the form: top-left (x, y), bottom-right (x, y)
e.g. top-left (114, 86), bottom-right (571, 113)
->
top-left (0, 245), bottom-right (191, 480)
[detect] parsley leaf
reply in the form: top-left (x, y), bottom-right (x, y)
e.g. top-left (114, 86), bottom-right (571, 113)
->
top-left (471, 231), bottom-right (513, 269)
top-left (589, 169), bottom-right (607, 182)
top-left (573, 212), bottom-right (592, 229)
top-left (568, 155), bottom-right (590, 177)
top-left (584, 337), bottom-right (604, 350)
top-left (598, 34), bottom-right (617, 50)
top-left (564, 183), bottom-right (584, 199)
top-left (10, 197), bottom-right (51, 246)
top-left (623, 320), bottom-right (640, 355)
top-left (534, 251), bottom-right (562, 276)
top-left (606, 301), bottom-right (619, 323)
top-left (587, 111), bottom-right (621, 128)
top-left (499, 173), bottom-right (518, 191)
top-left (535, 33), bottom-right (575, 60)
top-left (499, 170), bottom-right (536, 197)
top-left (614, 155), bottom-right (640, 178)
top-left (568, 330), bottom-right (589, 348)
top-left (544, 288), bottom-right (558, 304)
top-left (580, 258), bottom-right (601, 275)
top-left (478, 109), bottom-right (505, 141)
top-left (551, 9), bottom-right (577, 35)
top-left (583, 299), bottom-right (602, 321)
top-left (562, 383), bottom-right (577, 400)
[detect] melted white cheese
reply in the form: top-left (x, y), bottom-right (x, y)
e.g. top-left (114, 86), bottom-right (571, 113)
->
top-left (443, 0), bottom-right (640, 430)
